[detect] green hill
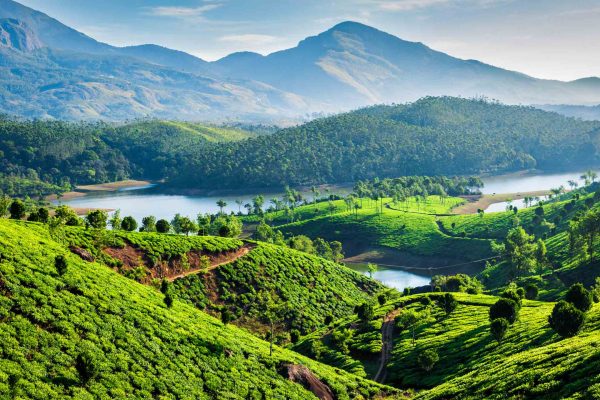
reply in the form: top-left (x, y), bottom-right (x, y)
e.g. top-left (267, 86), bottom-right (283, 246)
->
top-left (172, 97), bottom-right (600, 189)
top-left (293, 292), bottom-right (600, 399)
top-left (54, 224), bottom-right (381, 339)
top-left (0, 219), bottom-right (392, 399)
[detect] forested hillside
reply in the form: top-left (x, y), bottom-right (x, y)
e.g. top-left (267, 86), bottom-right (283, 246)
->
top-left (1, 97), bottom-right (599, 198)
top-left (172, 97), bottom-right (600, 189)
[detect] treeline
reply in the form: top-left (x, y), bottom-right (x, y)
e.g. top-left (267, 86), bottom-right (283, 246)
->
top-left (353, 175), bottom-right (483, 199)
top-left (2, 97), bottom-right (599, 197)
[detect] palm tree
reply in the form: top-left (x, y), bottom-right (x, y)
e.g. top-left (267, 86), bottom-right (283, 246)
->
top-left (568, 180), bottom-right (578, 191)
top-left (235, 199), bottom-right (243, 214)
top-left (589, 170), bottom-right (598, 183)
top-left (216, 199), bottom-right (227, 215)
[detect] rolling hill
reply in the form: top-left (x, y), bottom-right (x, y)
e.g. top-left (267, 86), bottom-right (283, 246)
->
top-left (0, 218), bottom-right (393, 399)
top-left (0, 0), bottom-right (599, 120)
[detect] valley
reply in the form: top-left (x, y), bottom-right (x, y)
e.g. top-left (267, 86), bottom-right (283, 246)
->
top-left (1, 1), bottom-right (600, 398)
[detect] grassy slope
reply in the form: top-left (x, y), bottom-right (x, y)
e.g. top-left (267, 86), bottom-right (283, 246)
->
top-left (59, 226), bottom-right (382, 337)
top-left (0, 219), bottom-right (392, 399)
top-left (294, 292), bottom-right (600, 399)
top-left (273, 196), bottom-right (492, 261)
top-left (160, 121), bottom-right (256, 142)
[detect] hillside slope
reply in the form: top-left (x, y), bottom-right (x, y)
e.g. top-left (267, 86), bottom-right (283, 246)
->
top-left (173, 97), bottom-right (600, 189)
top-left (293, 292), bottom-right (600, 399)
top-left (0, 219), bottom-right (392, 399)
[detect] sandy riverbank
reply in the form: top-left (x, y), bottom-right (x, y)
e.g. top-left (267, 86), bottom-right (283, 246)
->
top-left (46, 180), bottom-right (153, 201)
top-left (453, 190), bottom-right (552, 214)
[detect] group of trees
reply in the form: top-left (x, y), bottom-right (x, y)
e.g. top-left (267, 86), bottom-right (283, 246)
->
top-left (488, 287), bottom-right (525, 343)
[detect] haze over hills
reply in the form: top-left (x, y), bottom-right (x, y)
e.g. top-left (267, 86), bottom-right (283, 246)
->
top-left (0, 0), bottom-right (599, 121)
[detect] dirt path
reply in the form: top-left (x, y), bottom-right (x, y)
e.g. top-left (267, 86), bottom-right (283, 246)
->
top-left (166, 244), bottom-right (254, 282)
top-left (374, 308), bottom-right (402, 383)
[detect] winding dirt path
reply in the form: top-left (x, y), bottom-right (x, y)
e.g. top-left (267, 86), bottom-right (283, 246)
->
top-left (166, 244), bottom-right (254, 282)
top-left (373, 308), bottom-right (402, 383)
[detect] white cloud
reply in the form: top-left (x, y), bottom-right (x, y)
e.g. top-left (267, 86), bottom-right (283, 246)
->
top-left (148, 4), bottom-right (221, 19)
top-left (218, 34), bottom-right (279, 45)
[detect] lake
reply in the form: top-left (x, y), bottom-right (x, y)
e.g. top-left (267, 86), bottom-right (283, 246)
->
top-left (481, 170), bottom-right (593, 194)
top-left (347, 263), bottom-right (431, 291)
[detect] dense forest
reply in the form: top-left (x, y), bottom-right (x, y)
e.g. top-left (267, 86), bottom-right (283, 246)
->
top-left (1, 97), bottom-right (599, 197)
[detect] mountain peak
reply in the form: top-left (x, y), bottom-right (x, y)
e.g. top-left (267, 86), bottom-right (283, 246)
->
top-left (0, 18), bottom-right (43, 51)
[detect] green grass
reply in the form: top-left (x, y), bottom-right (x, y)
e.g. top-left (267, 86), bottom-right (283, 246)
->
top-left (0, 219), bottom-right (393, 399)
top-left (277, 197), bottom-right (492, 261)
top-left (160, 121), bottom-right (256, 142)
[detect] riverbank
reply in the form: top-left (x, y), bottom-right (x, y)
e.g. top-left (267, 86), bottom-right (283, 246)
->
top-left (46, 180), bottom-right (153, 201)
top-left (453, 190), bottom-right (552, 214)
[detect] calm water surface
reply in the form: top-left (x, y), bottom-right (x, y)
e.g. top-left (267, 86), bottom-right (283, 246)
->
top-left (347, 263), bottom-right (431, 291)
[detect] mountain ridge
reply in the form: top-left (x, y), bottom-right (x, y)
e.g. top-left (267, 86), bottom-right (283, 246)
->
top-left (0, 0), bottom-right (599, 121)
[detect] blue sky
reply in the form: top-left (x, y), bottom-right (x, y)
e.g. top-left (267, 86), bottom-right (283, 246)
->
top-left (17, 0), bottom-right (600, 81)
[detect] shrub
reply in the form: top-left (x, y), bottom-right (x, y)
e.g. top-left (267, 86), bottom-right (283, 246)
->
top-left (489, 298), bottom-right (518, 324)
top-left (55, 255), bottom-right (68, 276)
top-left (490, 318), bottom-right (509, 343)
top-left (76, 350), bottom-right (102, 384)
top-left (9, 200), bottom-right (25, 220)
top-left (356, 302), bottom-right (374, 322)
top-left (324, 315), bottom-right (333, 325)
top-left (37, 207), bottom-right (49, 223)
top-left (515, 287), bottom-right (525, 299)
top-left (417, 349), bottom-right (439, 372)
top-left (290, 329), bottom-right (301, 344)
top-left (549, 300), bottom-right (585, 337)
top-left (501, 289), bottom-right (522, 310)
top-left (525, 284), bottom-right (539, 300)
top-left (378, 293), bottom-right (387, 306)
top-left (438, 293), bottom-right (457, 315)
top-left (164, 292), bottom-right (174, 308)
top-left (565, 283), bottom-right (593, 312)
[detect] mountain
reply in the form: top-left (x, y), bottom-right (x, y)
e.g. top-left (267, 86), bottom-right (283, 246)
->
top-left (0, 1), bottom-right (599, 120)
top-left (537, 103), bottom-right (600, 121)
top-left (214, 21), bottom-right (600, 109)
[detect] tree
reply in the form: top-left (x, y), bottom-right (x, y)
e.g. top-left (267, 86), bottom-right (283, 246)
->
top-left (438, 293), bottom-right (458, 315)
top-left (332, 328), bottom-right (353, 354)
top-left (164, 292), bottom-right (174, 308)
top-left (85, 210), bottom-right (107, 229)
top-left (417, 349), bottom-right (439, 372)
top-left (565, 283), bottom-right (593, 312)
top-left (378, 293), bottom-right (388, 306)
top-left (216, 199), bottom-right (227, 215)
top-left (197, 214), bottom-right (211, 235)
top-left (396, 309), bottom-right (429, 346)
top-left (549, 300), bottom-right (585, 337)
top-left (504, 227), bottom-right (538, 274)
top-left (489, 298), bottom-right (518, 324)
top-left (141, 216), bottom-right (156, 232)
top-left (156, 219), bottom-right (171, 233)
top-left (0, 195), bottom-right (10, 217)
top-left (120, 216), bottom-right (138, 232)
top-left (575, 208), bottom-right (600, 262)
top-left (330, 241), bottom-right (344, 263)
top-left (501, 289), bottom-right (522, 310)
top-left (37, 207), bottom-right (49, 223)
top-left (109, 209), bottom-right (121, 230)
top-left (490, 318), bottom-right (509, 343)
top-left (209, 215), bottom-right (242, 237)
top-left (525, 284), bottom-right (539, 300)
top-left (367, 263), bottom-right (378, 279)
top-left (55, 255), bottom-right (68, 276)
top-left (252, 195), bottom-right (265, 215)
top-left (9, 199), bottom-right (25, 219)
top-left (171, 214), bottom-right (197, 236)
top-left (314, 238), bottom-right (333, 260)
top-left (288, 235), bottom-right (315, 254)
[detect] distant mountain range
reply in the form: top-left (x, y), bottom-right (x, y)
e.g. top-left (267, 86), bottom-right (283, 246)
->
top-left (0, 0), bottom-right (599, 121)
